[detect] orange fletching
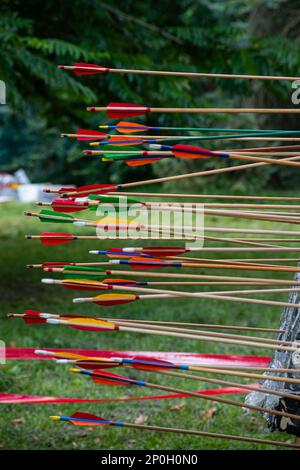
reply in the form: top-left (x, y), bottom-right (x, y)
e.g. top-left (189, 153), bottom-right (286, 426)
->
top-left (125, 158), bottom-right (163, 166)
top-left (116, 121), bottom-right (150, 134)
top-left (93, 293), bottom-right (138, 306)
top-left (108, 135), bottom-right (145, 146)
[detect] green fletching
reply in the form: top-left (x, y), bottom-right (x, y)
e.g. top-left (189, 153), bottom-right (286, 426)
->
top-left (64, 273), bottom-right (106, 281)
top-left (63, 266), bottom-right (105, 274)
top-left (88, 194), bottom-right (141, 205)
top-left (39, 210), bottom-right (74, 223)
top-left (62, 265), bottom-right (106, 281)
top-left (104, 145), bottom-right (138, 152)
top-left (103, 153), bottom-right (137, 160)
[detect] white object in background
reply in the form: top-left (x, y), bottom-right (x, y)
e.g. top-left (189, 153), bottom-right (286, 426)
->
top-left (14, 169), bottom-right (30, 184)
top-left (17, 184), bottom-right (40, 202)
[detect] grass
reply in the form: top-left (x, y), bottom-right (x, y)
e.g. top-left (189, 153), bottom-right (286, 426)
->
top-left (0, 200), bottom-right (298, 450)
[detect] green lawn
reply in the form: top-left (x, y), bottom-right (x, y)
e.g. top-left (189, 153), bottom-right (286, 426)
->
top-left (0, 200), bottom-right (298, 450)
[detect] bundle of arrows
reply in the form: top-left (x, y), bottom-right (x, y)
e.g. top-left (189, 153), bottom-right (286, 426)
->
top-left (7, 59), bottom-right (300, 451)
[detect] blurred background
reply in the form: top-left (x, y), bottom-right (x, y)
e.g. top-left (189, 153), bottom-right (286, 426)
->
top-left (1, 0), bottom-right (300, 198)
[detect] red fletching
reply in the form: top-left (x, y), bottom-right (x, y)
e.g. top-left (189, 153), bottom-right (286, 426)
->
top-left (106, 248), bottom-right (134, 259)
top-left (52, 199), bottom-right (88, 213)
top-left (76, 129), bottom-right (107, 141)
top-left (93, 293), bottom-right (138, 306)
top-left (23, 310), bottom-right (46, 325)
top-left (172, 144), bottom-right (216, 159)
top-left (143, 247), bottom-right (187, 258)
top-left (68, 184), bottom-right (118, 196)
top-left (116, 121), bottom-right (150, 134)
top-left (61, 280), bottom-right (103, 292)
top-left (91, 370), bottom-right (134, 386)
top-left (107, 103), bottom-right (150, 119)
top-left (42, 261), bottom-right (74, 267)
top-left (40, 232), bottom-right (75, 246)
top-left (73, 62), bottom-right (109, 75)
top-left (131, 356), bottom-right (174, 371)
top-left (57, 187), bottom-right (76, 194)
top-left (70, 412), bottom-right (109, 426)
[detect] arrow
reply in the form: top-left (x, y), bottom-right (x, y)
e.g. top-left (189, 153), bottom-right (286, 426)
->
top-left (100, 121), bottom-right (300, 136)
top-left (49, 412), bottom-right (299, 449)
top-left (89, 256), bottom-right (300, 273)
top-left (27, 206), bottom-right (300, 229)
top-left (25, 232), bottom-right (160, 245)
top-left (63, 277), bottom-right (300, 310)
top-left (24, 210), bottom-right (84, 224)
top-left (110, 245), bottom-right (300, 259)
top-left (41, 278), bottom-right (300, 310)
top-left (8, 347), bottom-right (271, 369)
top-left (32, 348), bottom-right (300, 377)
top-left (30, 206), bottom-right (294, 248)
top-left (86, 132), bottom-right (300, 147)
top-left (58, 62), bottom-right (300, 83)
top-left (68, 369), bottom-right (300, 424)
top-left (52, 155), bottom-right (300, 198)
top-left (44, 183), bottom-right (119, 197)
top-left (37, 194), bottom-right (144, 213)
top-left (119, 143), bottom-right (300, 170)
top-left (25, 233), bottom-right (300, 252)
top-left (66, 366), bottom-right (300, 401)
top-left (86, 102), bottom-right (300, 118)
top-left (9, 311), bottom-right (282, 334)
top-left (24, 212), bottom-right (202, 241)
top-left (14, 312), bottom-right (298, 354)
top-left (108, 190), bottom-right (300, 202)
top-left (41, 266), bottom-right (300, 286)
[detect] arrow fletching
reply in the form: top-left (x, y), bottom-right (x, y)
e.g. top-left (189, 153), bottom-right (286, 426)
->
top-left (73, 358), bottom-right (120, 370)
top-left (68, 412), bottom-right (111, 426)
top-left (23, 310), bottom-right (47, 324)
top-left (129, 356), bottom-right (176, 371)
top-left (90, 370), bottom-right (136, 387)
top-left (61, 279), bottom-right (105, 291)
top-left (60, 184), bottom-right (118, 197)
top-left (42, 261), bottom-right (75, 268)
top-left (125, 157), bottom-right (165, 166)
top-left (58, 62), bottom-right (110, 76)
top-left (39, 210), bottom-right (75, 223)
top-left (88, 194), bottom-right (141, 206)
top-left (142, 246), bottom-right (188, 258)
top-left (51, 199), bottom-right (88, 213)
top-left (92, 293), bottom-right (138, 306)
top-left (40, 232), bottom-right (75, 246)
top-left (108, 135), bottom-right (146, 146)
top-left (103, 278), bottom-right (142, 286)
top-left (76, 129), bottom-right (107, 141)
top-left (63, 317), bottom-right (117, 332)
top-left (106, 103), bottom-right (150, 119)
top-left (127, 257), bottom-right (169, 270)
top-left (61, 266), bottom-right (107, 281)
top-left (115, 121), bottom-right (151, 134)
top-left (171, 144), bottom-right (219, 159)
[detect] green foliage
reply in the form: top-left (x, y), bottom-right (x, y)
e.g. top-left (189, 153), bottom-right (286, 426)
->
top-left (0, 0), bottom-right (300, 191)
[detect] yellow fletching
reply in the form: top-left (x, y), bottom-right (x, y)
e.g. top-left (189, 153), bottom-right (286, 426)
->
top-left (66, 317), bottom-right (116, 329)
